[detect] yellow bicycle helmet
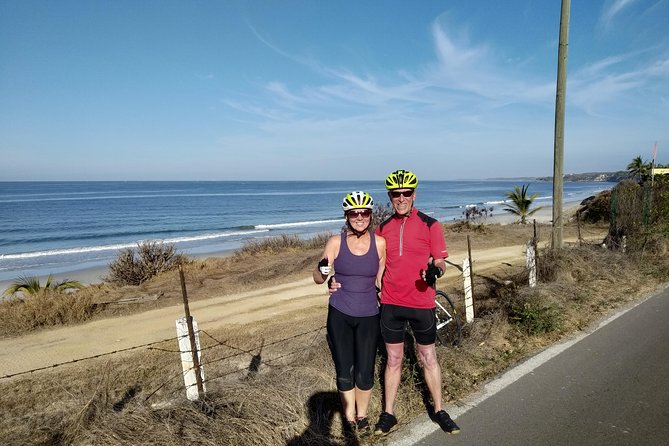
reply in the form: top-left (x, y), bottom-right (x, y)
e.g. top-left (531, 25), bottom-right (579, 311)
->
top-left (342, 191), bottom-right (374, 212)
top-left (385, 169), bottom-right (418, 190)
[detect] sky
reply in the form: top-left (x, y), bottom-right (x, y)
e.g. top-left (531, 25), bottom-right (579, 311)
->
top-left (1, 0), bottom-right (668, 181)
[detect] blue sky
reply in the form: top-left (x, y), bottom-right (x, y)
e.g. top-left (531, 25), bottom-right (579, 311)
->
top-left (1, 0), bottom-right (667, 181)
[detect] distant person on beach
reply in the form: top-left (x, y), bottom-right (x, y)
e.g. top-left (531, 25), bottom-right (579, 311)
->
top-left (313, 191), bottom-right (386, 436)
top-left (331, 170), bottom-right (460, 436)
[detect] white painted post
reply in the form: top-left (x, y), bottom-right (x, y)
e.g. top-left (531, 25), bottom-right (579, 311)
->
top-left (462, 258), bottom-right (474, 322)
top-left (622, 235), bottom-right (627, 253)
top-left (176, 317), bottom-right (206, 401)
top-left (526, 239), bottom-right (537, 288)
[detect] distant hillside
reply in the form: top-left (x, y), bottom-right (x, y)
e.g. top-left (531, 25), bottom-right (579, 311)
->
top-left (534, 171), bottom-right (628, 182)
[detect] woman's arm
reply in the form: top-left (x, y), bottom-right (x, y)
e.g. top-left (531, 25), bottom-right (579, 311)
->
top-left (313, 235), bottom-right (340, 284)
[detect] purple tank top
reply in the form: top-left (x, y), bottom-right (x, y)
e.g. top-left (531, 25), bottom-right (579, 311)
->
top-left (330, 232), bottom-right (380, 317)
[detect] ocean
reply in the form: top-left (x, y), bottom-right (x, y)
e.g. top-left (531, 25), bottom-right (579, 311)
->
top-left (0, 180), bottom-right (614, 283)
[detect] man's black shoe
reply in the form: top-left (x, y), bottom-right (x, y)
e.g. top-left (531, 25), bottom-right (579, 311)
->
top-left (374, 411), bottom-right (398, 435)
top-left (434, 410), bottom-right (460, 434)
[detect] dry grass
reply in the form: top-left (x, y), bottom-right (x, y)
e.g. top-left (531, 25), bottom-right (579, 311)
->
top-left (0, 291), bottom-right (97, 334)
top-left (1, 221), bottom-right (668, 446)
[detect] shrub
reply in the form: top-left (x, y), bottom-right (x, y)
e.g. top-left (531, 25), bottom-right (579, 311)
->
top-left (604, 178), bottom-right (669, 253)
top-left (577, 190), bottom-right (611, 223)
top-left (449, 204), bottom-right (494, 232)
top-left (106, 241), bottom-right (185, 286)
top-left (372, 202), bottom-right (394, 229)
top-left (463, 204), bottom-right (493, 225)
top-left (301, 233), bottom-right (332, 250)
top-left (236, 234), bottom-right (304, 257)
top-left (234, 233), bottom-right (331, 258)
top-left (509, 299), bottom-right (562, 335)
top-left (0, 291), bottom-right (96, 335)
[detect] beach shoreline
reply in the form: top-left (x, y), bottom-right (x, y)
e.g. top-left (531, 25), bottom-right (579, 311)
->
top-left (0, 200), bottom-right (584, 293)
top-left (483, 201), bottom-right (581, 225)
top-left (1, 180), bottom-right (611, 291)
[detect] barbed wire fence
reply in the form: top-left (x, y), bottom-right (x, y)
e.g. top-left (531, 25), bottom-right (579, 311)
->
top-left (1, 267), bottom-right (331, 411)
top-left (1, 267), bottom-right (330, 409)
top-left (1, 335), bottom-right (177, 380)
top-left (2, 322), bottom-right (330, 399)
top-left (142, 325), bottom-right (327, 402)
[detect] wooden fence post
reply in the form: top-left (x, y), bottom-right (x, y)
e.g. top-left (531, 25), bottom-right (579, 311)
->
top-left (466, 235), bottom-right (474, 298)
top-left (176, 317), bottom-right (206, 401)
top-left (526, 240), bottom-right (537, 288)
top-left (177, 265), bottom-right (205, 401)
top-left (462, 258), bottom-right (474, 322)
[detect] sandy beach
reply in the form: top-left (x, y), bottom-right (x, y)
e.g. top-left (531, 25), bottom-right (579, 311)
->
top-left (0, 201), bottom-right (582, 294)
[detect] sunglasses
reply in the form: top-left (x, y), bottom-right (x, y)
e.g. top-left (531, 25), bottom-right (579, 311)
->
top-left (390, 190), bottom-right (414, 198)
top-left (347, 209), bottom-right (372, 218)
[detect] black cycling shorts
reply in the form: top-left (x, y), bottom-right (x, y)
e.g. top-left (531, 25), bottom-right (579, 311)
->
top-left (380, 304), bottom-right (436, 345)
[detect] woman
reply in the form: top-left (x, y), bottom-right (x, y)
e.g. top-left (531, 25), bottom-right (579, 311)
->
top-left (313, 191), bottom-right (386, 434)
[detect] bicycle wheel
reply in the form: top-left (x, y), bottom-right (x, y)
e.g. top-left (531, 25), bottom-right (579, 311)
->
top-left (434, 290), bottom-right (462, 347)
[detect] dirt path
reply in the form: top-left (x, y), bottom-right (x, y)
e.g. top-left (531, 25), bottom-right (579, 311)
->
top-left (0, 243), bottom-right (531, 378)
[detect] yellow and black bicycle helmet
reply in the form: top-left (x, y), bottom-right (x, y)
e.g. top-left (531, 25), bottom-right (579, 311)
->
top-left (342, 191), bottom-right (374, 212)
top-left (385, 169), bottom-right (418, 190)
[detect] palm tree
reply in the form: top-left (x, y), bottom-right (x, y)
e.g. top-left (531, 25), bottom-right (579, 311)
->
top-left (2, 275), bottom-right (83, 297)
top-left (503, 184), bottom-right (543, 224)
top-left (627, 156), bottom-right (651, 183)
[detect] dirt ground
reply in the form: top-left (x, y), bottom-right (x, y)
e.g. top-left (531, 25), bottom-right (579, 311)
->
top-left (0, 221), bottom-right (604, 378)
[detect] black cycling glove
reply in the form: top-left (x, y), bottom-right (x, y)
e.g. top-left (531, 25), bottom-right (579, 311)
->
top-left (317, 258), bottom-right (330, 275)
top-left (424, 263), bottom-right (443, 287)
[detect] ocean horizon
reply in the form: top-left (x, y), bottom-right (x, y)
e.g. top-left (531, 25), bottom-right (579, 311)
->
top-left (0, 180), bottom-right (615, 285)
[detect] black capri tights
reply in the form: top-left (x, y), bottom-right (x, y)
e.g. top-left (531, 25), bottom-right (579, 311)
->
top-left (326, 306), bottom-right (380, 392)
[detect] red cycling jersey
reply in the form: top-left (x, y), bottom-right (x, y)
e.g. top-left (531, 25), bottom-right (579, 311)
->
top-left (375, 207), bottom-right (448, 309)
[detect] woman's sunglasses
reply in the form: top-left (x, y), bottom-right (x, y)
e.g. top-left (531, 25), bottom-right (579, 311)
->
top-left (390, 190), bottom-right (414, 198)
top-left (347, 209), bottom-right (372, 218)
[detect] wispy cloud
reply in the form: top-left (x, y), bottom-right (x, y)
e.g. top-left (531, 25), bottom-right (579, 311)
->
top-left (600, 0), bottom-right (640, 27)
top-left (239, 20), bottom-right (554, 122)
top-left (221, 98), bottom-right (293, 122)
top-left (569, 48), bottom-right (669, 115)
top-left (236, 14), bottom-right (666, 132)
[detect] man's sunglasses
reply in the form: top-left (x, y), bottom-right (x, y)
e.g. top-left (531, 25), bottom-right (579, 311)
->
top-left (390, 190), bottom-right (414, 198)
top-left (347, 209), bottom-right (372, 218)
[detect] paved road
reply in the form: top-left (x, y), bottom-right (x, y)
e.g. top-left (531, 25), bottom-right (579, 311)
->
top-left (391, 285), bottom-right (669, 446)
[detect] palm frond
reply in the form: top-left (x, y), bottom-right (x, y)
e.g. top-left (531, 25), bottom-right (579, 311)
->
top-left (2, 274), bottom-right (82, 297)
top-left (502, 184), bottom-right (541, 224)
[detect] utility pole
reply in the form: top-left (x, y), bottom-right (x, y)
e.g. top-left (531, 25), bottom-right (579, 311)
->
top-left (552, 0), bottom-right (570, 249)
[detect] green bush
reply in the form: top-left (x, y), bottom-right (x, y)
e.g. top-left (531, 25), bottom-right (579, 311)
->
top-left (106, 241), bottom-right (185, 286)
top-left (234, 233), bottom-right (331, 257)
top-left (606, 177), bottom-right (669, 253)
top-left (509, 300), bottom-right (562, 335)
top-left (577, 190), bottom-right (611, 223)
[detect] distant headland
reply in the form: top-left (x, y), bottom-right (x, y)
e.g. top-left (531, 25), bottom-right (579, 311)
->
top-left (490, 171), bottom-right (629, 183)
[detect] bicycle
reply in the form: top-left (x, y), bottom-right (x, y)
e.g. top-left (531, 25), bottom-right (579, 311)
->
top-left (434, 289), bottom-right (462, 347)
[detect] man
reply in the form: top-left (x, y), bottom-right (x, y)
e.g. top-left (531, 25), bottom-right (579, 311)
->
top-left (372, 169), bottom-right (460, 436)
